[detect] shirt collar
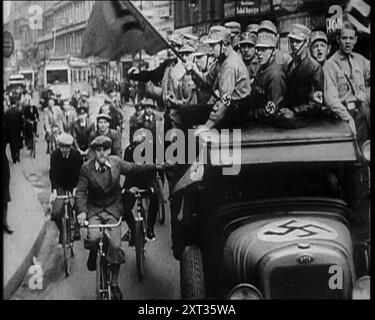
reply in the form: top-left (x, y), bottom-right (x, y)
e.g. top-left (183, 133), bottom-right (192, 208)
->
top-left (95, 159), bottom-right (112, 171)
top-left (61, 150), bottom-right (70, 159)
top-left (338, 50), bottom-right (354, 60)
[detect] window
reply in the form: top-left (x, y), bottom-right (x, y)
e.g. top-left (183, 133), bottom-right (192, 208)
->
top-left (46, 69), bottom-right (69, 84)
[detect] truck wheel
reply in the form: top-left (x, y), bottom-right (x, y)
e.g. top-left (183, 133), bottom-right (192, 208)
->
top-left (180, 245), bottom-right (205, 299)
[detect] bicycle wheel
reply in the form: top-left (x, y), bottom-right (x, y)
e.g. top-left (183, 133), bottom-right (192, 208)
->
top-left (62, 216), bottom-right (70, 277)
top-left (135, 220), bottom-right (145, 281)
top-left (68, 208), bottom-right (75, 257)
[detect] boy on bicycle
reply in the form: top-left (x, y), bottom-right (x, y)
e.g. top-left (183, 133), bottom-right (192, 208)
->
top-left (75, 135), bottom-right (165, 300)
top-left (49, 133), bottom-right (82, 245)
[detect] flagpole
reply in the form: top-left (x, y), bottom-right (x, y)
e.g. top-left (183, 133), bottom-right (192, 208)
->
top-left (124, 1), bottom-right (220, 101)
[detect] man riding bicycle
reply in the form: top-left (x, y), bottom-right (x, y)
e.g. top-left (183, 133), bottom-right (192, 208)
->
top-left (73, 106), bottom-right (95, 160)
top-left (75, 135), bottom-right (165, 300)
top-left (49, 133), bottom-right (82, 246)
top-left (44, 98), bottom-right (63, 154)
top-left (23, 95), bottom-right (39, 150)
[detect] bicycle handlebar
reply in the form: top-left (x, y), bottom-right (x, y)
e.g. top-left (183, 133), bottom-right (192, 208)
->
top-left (122, 187), bottom-right (154, 197)
top-left (83, 217), bottom-right (123, 229)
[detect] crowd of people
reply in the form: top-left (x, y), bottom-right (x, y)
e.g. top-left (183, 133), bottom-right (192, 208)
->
top-left (2, 15), bottom-right (370, 299)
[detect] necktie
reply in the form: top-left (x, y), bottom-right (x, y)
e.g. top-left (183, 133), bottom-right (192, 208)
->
top-left (100, 164), bottom-right (106, 172)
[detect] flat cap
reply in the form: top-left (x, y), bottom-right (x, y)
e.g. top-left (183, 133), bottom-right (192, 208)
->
top-left (204, 26), bottom-right (232, 44)
top-left (310, 30), bottom-right (328, 45)
top-left (224, 21), bottom-right (241, 35)
top-left (246, 23), bottom-right (260, 34)
top-left (258, 20), bottom-right (278, 35)
top-left (96, 113), bottom-right (111, 122)
top-left (57, 133), bottom-right (74, 146)
top-left (90, 135), bottom-right (112, 150)
top-left (81, 91), bottom-right (89, 97)
top-left (288, 23), bottom-right (311, 41)
top-left (239, 32), bottom-right (257, 46)
top-left (255, 33), bottom-right (277, 48)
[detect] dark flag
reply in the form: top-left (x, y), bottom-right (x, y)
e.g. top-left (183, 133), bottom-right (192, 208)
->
top-left (344, 0), bottom-right (370, 35)
top-left (81, 0), bottom-right (169, 60)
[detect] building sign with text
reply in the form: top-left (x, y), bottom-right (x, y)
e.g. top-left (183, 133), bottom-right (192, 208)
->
top-left (236, 0), bottom-right (260, 16)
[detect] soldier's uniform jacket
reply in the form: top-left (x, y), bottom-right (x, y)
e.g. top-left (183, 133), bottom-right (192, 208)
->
top-left (161, 61), bottom-right (198, 107)
top-left (285, 49), bottom-right (324, 114)
top-left (275, 49), bottom-right (292, 71)
top-left (205, 49), bottom-right (251, 127)
top-left (323, 50), bottom-right (370, 122)
top-left (249, 57), bottom-right (286, 118)
top-left (244, 56), bottom-right (260, 84)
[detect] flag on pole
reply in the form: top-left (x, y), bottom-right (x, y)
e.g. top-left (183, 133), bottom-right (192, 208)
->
top-left (344, 0), bottom-right (371, 35)
top-left (81, 1), bottom-right (169, 60)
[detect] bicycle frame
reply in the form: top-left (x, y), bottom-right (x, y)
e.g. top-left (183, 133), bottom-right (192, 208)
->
top-left (55, 192), bottom-right (75, 276)
top-left (83, 217), bottom-right (122, 300)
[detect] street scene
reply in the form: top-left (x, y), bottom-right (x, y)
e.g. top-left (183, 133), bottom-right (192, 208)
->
top-left (3, 0), bottom-right (371, 301)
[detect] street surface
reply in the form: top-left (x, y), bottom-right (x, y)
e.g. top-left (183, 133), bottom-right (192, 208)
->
top-left (10, 94), bottom-right (180, 300)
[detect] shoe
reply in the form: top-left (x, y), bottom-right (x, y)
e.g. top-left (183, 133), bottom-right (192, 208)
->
top-left (146, 228), bottom-right (156, 241)
top-left (110, 284), bottom-right (123, 300)
top-left (4, 225), bottom-right (14, 234)
top-left (73, 229), bottom-right (81, 241)
top-left (87, 246), bottom-right (98, 271)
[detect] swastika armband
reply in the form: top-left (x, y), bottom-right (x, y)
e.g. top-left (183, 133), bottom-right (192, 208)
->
top-left (265, 101), bottom-right (276, 115)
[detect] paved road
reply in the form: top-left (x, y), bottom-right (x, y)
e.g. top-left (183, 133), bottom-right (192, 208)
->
top-left (11, 95), bottom-right (180, 300)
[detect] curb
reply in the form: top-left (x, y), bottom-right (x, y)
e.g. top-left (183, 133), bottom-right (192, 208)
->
top-left (3, 221), bottom-right (48, 300)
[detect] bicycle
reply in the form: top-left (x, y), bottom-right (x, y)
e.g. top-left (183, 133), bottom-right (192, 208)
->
top-left (47, 126), bottom-right (60, 154)
top-left (82, 217), bottom-right (123, 300)
top-left (156, 170), bottom-right (167, 225)
top-left (55, 192), bottom-right (76, 277)
top-left (124, 187), bottom-right (154, 281)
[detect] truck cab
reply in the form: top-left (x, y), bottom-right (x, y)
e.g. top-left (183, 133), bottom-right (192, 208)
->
top-left (174, 118), bottom-right (370, 300)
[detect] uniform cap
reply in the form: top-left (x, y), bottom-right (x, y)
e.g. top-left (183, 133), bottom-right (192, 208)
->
top-left (310, 30), bottom-right (328, 45)
top-left (258, 20), bottom-right (278, 35)
top-left (246, 23), bottom-right (260, 34)
top-left (178, 44), bottom-right (196, 54)
top-left (204, 26), bottom-right (232, 44)
top-left (81, 91), bottom-right (89, 97)
top-left (90, 135), bottom-right (112, 150)
top-left (96, 113), bottom-right (111, 122)
top-left (288, 23), bottom-right (311, 41)
top-left (255, 33), bottom-right (277, 48)
top-left (239, 32), bottom-right (257, 46)
top-left (169, 34), bottom-right (183, 47)
top-left (192, 41), bottom-right (210, 57)
top-left (224, 21), bottom-right (241, 35)
top-left (57, 133), bottom-right (74, 146)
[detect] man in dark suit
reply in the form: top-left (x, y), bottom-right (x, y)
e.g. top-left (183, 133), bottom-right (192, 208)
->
top-left (3, 116), bottom-right (13, 234)
top-left (4, 99), bottom-right (24, 163)
top-left (75, 135), bottom-right (164, 300)
top-left (88, 113), bottom-right (122, 158)
top-left (61, 99), bottom-right (77, 135)
top-left (73, 106), bottom-right (95, 159)
top-left (49, 133), bottom-right (82, 245)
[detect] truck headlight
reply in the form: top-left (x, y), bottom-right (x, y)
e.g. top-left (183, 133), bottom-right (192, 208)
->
top-left (352, 276), bottom-right (370, 300)
top-left (227, 284), bottom-right (263, 300)
top-left (362, 140), bottom-right (370, 162)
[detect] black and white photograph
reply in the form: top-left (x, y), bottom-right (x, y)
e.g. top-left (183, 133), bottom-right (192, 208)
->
top-left (2, 0), bottom-right (371, 302)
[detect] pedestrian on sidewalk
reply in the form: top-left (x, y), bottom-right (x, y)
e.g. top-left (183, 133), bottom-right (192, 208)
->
top-left (2, 118), bottom-right (13, 234)
top-left (4, 99), bottom-right (24, 163)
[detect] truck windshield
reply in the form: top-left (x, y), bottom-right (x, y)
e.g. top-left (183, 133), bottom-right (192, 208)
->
top-left (21, 72), bottom-right (32, 81)
top-left (46, 69), bottom-right (68, 84)
top-left (218, 163), bottom-right (345, 203)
